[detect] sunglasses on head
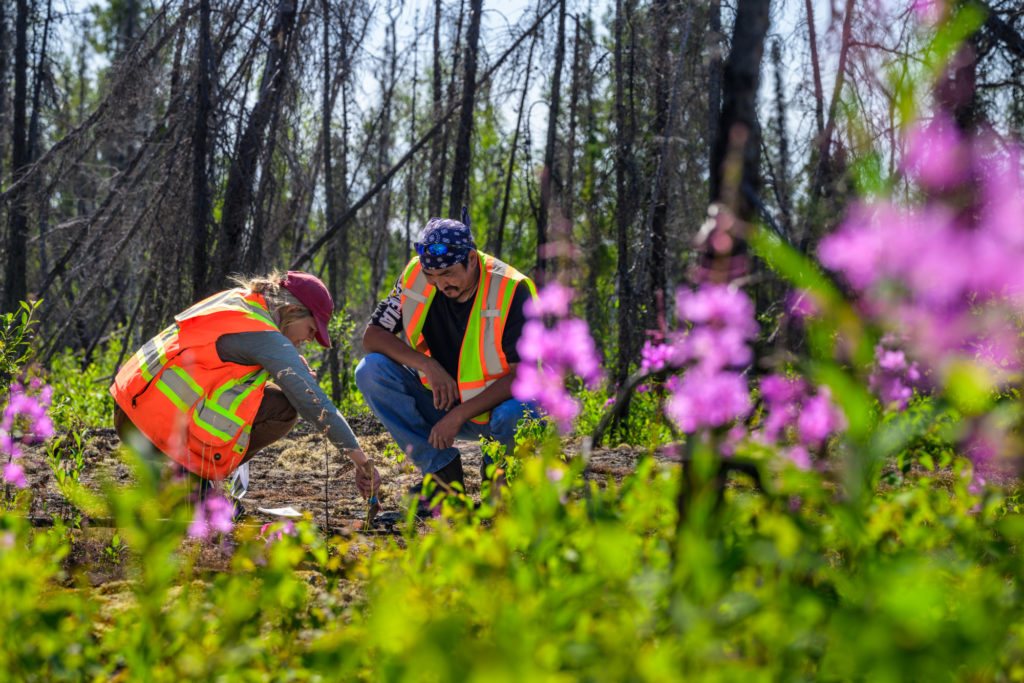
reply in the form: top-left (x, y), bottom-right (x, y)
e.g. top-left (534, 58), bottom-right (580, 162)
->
top-left (415, 242), bottom-right (470, 257)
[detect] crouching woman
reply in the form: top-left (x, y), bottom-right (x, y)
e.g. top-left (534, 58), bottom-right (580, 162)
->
top-left (109, 270), bottom-right (380, 502)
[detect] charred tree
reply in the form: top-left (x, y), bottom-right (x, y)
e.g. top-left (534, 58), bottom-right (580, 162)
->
top-left (706, 0), bottom-right (723, 204)
top-left (536, 0), bottom-right (566, 278)
top-left (492, 31), bottom-right (536, 259)
top-left (0, 0), bottom-right (7, 184)
top-left (804, 0), bottom-right (825, 139)
top-left (564, 14), bottom-right (582, 231)
top-left (806, 0), bottom-right (855, 237)
top-left (645, 0), bottom-right (674, 316)
top-left (211, 0), bottom-right (297, 289)
top-left (3, 0), bottom-right (30, 313)
top-left (770, 39), bottom-right (793, 237)
top-left (448, 0), bottom-right (482, 217)
top-left (427, 0), bottom-right (445, 217)
top-left (704, 0), bottom-right (770, 278)
top-left (613, 0), bottom-right (639, 385)
top-left (28, 0), bottom-right (52, 279)
top-left (191, 0), bottom-right (213, 299)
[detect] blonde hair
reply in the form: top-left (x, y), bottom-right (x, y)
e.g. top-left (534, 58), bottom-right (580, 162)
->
top-left (230, 270), bottom-right (312, 328)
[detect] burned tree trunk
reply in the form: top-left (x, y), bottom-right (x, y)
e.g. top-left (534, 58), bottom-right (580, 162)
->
top-left (427, 0), bottom-right (446, 218)
top-left (492, 32), bottom-right (536, 259)
top-left (3, 0), bottom-right (30, 313)
top-left (536, 0), bottom-right (566, 278)
top-left (211, 0), bottom-right (297, 288)
top-left (613, 0), bottom-right (638, 386)
top-left (191, 0), bottom-right (214, 298)
top-left (447, 0), bottom-right (482, 217)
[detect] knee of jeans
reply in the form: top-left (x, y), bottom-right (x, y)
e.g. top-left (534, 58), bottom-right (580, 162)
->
top-left (490, 403), bottom-right (525, 440)
top-left (354, 353), bottom-right (389, 390)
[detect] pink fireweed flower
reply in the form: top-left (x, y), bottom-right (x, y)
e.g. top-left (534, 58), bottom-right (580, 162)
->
top-left (523, 281), bottom-right (574, 319)
top-left (3, 461), bottom-right (26, 489)
top-left (755, 374), bottom-right (845, 457)
top-left (0, 434), bottom-right (22, 460)
top-left (640, 339), bottom-right (675, 374)
top-left (787, 289), bottom-right (820, 319)
top-left (783, 445), bottom-right (813, 471)
top-left (2, 381), bottom-right (56, 490)
top-left (758, 374), bottom-right (806, 443)
top-left (2, 383), bottom-right (55, 445)
top-left (512, 364), bottom-right (581, 433)
top-left (258, 520), bottom-right (297, 545)
top-left (514, 284), bottom-right (605, 434)
top-left (188, 495), bottom-right (235, 540)
top-left (662, 284), bottom-right (758, 434)
top-left (869, 342), bottom-right (923, 410)
top-left (664, 370), bottom-right (752, 433)
top-left (903, 113), bottom-right (970, 191)
top-left (818, 116), bottom-right (1024, 475)
top-left (676, 284), bottom-right (759, 338)
top-left (911, 0), bottom-right (943, 22)
top-left (820, 138), bottom-right (1024, 378)
top-left (797, 389), bottom-right (846, 448)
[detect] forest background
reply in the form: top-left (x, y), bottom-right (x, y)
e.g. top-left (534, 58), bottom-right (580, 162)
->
top-left (5, 0), bottom-right (1018, 396)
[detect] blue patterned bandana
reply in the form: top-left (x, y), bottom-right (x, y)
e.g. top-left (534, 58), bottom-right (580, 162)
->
top-left (414, 216), bottom-right (476, 269)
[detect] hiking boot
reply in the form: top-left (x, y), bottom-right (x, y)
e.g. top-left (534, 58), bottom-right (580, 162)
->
top-left (408, 456), bottom-right (465, 496)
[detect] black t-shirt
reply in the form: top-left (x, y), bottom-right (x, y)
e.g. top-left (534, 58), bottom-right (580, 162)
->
top-left (367, 271), bottom-right (531, 380)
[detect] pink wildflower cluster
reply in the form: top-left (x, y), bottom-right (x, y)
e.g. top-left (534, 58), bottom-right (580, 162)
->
top-left (258, 520), bottom-right (297, 545)
top-left (819, 109), bottom-right (1024, 477)
top-left (2, 380), bottom-right (55, 489)
top-left (755, 374), bottom-right (846, 470)
top-left (662, 284), bottom-right (759, 433)
top-left (187, 495), bottom-right (234, 540)
top-left (513, 282), bottom-right (604, 433)
top-left (819, 115), bottom-right (1024, 380)
top-left (869, 339), bottom-right (922, 410)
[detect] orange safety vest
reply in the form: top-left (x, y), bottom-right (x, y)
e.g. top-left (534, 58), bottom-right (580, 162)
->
top-left (109, 289), bottom-right (281, 480)
top-left (399, 250), bottom-right (537, 424)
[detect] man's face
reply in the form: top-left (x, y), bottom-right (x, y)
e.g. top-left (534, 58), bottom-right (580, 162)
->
top-left (422, 252), bottom-right (479, 303)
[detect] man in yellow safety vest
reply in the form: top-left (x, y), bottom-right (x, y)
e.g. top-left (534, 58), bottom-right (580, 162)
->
top-left (356, 211), bottom-right (538, 494)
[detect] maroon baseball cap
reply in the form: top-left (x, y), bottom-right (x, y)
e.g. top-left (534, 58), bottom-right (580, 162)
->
top-left (279, 271), bottom-right (334, 348)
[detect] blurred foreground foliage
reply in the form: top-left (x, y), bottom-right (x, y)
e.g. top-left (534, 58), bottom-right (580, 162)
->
top-left (4, 430), bottom-right (1024, 680)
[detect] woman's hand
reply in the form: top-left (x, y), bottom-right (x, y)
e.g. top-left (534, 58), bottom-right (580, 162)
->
top-left (354, 458), bottom-right (382, 500)
top-left (299, 354), bottom-right (318, 380)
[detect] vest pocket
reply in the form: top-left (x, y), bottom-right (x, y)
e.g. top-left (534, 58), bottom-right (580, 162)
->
top-left (189, 397), bottom-right (246, 447)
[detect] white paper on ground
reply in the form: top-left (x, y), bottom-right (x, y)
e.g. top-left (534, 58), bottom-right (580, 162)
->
top-left (256, 506), bottom-right (303, 517)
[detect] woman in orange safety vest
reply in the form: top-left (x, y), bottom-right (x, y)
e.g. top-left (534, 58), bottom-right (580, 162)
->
top-left (110, 270), bottom-right (380, 506)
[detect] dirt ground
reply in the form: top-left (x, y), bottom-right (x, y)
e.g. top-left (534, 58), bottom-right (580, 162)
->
top-left (14, 411), bottom-right (650, 585)
top-left (21, 411), bottom-right (1004, 588)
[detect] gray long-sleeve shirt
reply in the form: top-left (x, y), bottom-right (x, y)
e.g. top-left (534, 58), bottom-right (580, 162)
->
top-left (215, 331), bottom-right (360, 453)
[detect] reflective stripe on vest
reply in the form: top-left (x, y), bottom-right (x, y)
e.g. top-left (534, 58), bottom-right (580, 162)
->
top-left (400, 265), bottom-right (434, 353)
top-left (136, 324), bottom-right (178, 382)
top-left (176, 288), bottom-right (275, 328)
top-left (399, 252), bottom-right (536, 423)
top-left (110, 288), bottom-right (280, 479)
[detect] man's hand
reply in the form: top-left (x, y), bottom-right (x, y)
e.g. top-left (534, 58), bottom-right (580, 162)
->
top-left (422, 359), bottom-right (460, 411)
top-left (429, 409), bottom-right (466, 450)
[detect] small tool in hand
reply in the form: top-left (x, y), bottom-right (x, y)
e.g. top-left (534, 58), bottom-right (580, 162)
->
top-left (363, 459), bottom-right (382, 525)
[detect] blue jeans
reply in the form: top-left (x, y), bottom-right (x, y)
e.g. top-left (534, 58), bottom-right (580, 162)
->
top-left (355, 353), bottom-right (537, 474)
